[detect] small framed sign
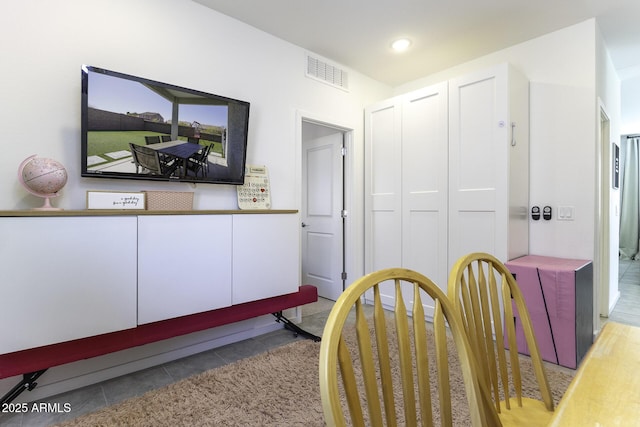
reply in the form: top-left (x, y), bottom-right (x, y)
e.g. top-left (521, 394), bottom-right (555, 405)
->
top-left (87, 191), bottom-right (146, 210)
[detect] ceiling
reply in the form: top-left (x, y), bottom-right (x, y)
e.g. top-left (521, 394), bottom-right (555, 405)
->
top-left (193, 0), bottom-right (640, 87)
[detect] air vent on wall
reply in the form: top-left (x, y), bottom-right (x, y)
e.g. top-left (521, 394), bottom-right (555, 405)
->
top-left (306, 54), bottom-right (349, 91)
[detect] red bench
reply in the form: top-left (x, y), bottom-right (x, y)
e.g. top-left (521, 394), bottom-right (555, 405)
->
top-left (0, 285), bottom-right (317, 402)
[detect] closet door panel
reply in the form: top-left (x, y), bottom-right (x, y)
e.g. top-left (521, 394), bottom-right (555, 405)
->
top-left (365, 99), bottom-right (402, 274)
top-left (449, 65), bottom-right (509, 265)
top-left (404, 210), bottom-right (446, 287)
top-left (369, 211), bottom-right (402, 308)
top-left (449, 211), bottom-right (498, 257)
top-left (369, 104), bottom-right (400, 196)
top-left (402, 82), bottom-right (449, 289)
top-left (369, 212), bottom-right (402, 269)
top-left (455, 79), bottom-right (500, 191)
top-left (456, 189), bottom-right (495, 211)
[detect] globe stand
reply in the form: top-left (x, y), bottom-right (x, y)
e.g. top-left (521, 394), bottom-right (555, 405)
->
top-left (34, 194), bottom-right (62, 211)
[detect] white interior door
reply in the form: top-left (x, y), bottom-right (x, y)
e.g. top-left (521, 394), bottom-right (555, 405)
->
top-left (301, 121), bottom-right (344, 300)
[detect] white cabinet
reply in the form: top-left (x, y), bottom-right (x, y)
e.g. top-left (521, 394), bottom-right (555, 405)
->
top-left (232, 213), bottom-right (300, 304)
top-left (365, 63), bottom-right (529, 301)
top-left (138, 212), bottom-right (300, 321)
top-left (0, 211), bottom-right (300, 353)
top-left (365, 81), bottom-right (449, 291)
top-left (0, 217), bottom-right (137, 354)
top-left (137, 215), bottom-right (233, 324)
top-left (448, 63), bottom-right (529, 264)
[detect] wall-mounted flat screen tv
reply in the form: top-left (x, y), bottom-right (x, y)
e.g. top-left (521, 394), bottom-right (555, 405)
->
top-left (81, 65), bottom-right (250, 185)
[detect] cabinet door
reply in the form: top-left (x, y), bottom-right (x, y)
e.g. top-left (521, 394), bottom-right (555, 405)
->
top-left (448, 64), bottom-right (509, 265)
top-left (232, 214), bottom-right (299, 304)
top-left (0, 217), bottom-right (137, 354)
top-left (401, 82), bottom-right (449, 289)
top-left (364, 97), bottom-right (402, 276)
top-left (138, 215), bottom-right (232, 324)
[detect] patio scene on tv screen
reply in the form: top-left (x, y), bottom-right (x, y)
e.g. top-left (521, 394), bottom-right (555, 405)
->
top-left (81, 65), bottom-right (250, 184)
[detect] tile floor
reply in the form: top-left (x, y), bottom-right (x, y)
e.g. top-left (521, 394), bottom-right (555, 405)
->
top-left (608, 259), bottom-right (640, 327)
top-left (0, 298), bottom-right (335, 427)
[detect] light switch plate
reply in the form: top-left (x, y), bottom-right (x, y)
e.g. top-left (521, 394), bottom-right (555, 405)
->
top-left (558, 206), bottom-right (575, 221)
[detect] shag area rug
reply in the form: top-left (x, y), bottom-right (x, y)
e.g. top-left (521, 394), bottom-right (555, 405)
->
top-left (55, 327), bottom-right (574, 426)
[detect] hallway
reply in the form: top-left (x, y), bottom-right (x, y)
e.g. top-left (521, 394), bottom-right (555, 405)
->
top-left (608, 259), bottom-right (640, 326)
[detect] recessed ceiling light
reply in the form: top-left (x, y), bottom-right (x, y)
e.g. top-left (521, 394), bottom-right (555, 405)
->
top-left (391, 38), bottom-right (412, 53)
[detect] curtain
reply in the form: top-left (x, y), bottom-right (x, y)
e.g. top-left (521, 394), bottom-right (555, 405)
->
top-left (620, 136), bottom-right (640, 259)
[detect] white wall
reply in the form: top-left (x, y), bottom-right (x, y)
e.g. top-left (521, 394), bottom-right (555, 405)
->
top-left (394, 20), bottom-right (601, 261)
top-left (0, 0), bottom-right (391, 401)
top-left (0, 0), bottom-right (391, 211)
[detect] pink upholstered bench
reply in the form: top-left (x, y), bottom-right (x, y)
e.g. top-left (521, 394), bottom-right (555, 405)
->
top-left (505, 256), bottom-right (593, 369)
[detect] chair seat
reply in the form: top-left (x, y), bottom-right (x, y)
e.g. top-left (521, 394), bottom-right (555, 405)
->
top-left (497, 397), bottom-right (554, 426)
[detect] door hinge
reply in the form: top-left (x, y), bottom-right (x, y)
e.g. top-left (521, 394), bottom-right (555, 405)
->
top-left (341, 272), bottom-right (347, 280)
top-left (341, 146), bottom-right (347, 156)
top-left (341, 209), bottom-right (348, 218)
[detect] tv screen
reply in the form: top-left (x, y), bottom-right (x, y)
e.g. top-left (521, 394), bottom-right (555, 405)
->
top-left (81, 65), bottom-right (250, 185)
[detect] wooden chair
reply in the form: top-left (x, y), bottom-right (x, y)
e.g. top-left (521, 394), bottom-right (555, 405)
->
top-left (318, 268), bottom-right (500, 427)
top-left (447, 252), bottom-right (554, 426)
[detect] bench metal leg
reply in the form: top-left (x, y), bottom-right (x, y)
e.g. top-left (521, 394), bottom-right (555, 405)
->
top-left (0, 369), bottom-right (47, 406)
top-left (272, 311), bottom-right (321, 342)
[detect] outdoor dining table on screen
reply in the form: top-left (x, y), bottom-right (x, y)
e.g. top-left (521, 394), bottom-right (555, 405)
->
top-left (149, 140), bottom-right (203, 178)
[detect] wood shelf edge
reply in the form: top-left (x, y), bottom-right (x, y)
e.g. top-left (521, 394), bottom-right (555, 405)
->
top-left (0, 209), bottom-right (298, 217)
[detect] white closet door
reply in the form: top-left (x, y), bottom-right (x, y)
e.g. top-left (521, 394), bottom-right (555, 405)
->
top-left (365, 98), bottom-right (402, 271)
top-left (365, 63), bottom-right (528, 317)
top-left (401, 82), bottom-right (449, 291)
top-left (365, 98), bottom-right (402, 307)
top-left (448, 64), bottom-right (509, 266)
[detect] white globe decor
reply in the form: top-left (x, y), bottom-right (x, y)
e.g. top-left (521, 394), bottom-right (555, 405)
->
top-left (18, 155), bottom-right (68, 210)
